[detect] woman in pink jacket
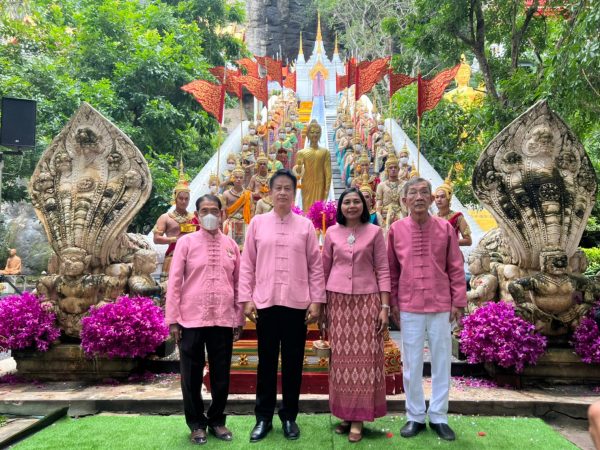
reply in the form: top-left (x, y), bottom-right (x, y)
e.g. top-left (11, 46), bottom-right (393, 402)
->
top-left (322, 187), bottom-right (391, 443)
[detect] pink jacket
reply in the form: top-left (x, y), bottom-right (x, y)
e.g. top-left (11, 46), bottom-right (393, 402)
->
top-left (322, 223), bottom-right (391, 295)
top-left (238, 210), bottom-right (326, 309)
top-left (166, 228), bottom-right (244, 328)
top-left (387, 214), bottom-right (466, 312)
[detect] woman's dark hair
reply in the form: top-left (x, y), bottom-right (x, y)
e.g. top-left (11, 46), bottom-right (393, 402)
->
top-left (336, 188), bottom-right (370, 226)
top-left (269, 169), bottom-right (297, 191)
top-left (196, 194), bottom-right (222, 211)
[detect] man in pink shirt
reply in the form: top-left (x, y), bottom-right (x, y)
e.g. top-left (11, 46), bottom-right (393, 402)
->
top-left (166, 194), bottom-right (244, 445)
top-left (239, 169), bottom-right (326, 442)
top-left (387, 177), bottom-right (466, 442)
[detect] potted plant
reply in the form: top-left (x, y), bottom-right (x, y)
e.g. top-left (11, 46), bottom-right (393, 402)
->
top-left (0, 292), bottom-right (60, 353)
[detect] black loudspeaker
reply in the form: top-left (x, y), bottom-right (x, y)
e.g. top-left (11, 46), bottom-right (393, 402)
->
top-left (0, 97), bottom-right (37, 148)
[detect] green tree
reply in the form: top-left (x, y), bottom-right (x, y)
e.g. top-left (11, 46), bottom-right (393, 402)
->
top-left (0, 0), bottom-right (245, 231)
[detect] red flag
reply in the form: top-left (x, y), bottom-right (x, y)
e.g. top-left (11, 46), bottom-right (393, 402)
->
top-left (181, 79), bottom-right (225, 123)
top-left (254, 55), bottom-right (266, 67)
top-left (355, 57), bottom-right (391, 100)
top-left (209, 67), bottom-right (243, 98)
top-left (346, 57), bottom-right (357, 87)
top-left (265, 57), bottom-right (283, 86)
top-left (417, 64), bottom-right (460, 117)
top-left (283, 71), bottom-right (296, 91)
top-left (238, 74), bottom-right (268, 104)
top-left (336, 73), bottom-right (348, 93)
top-left (236, 58), bottom-right (259, 77)
top-left (389, 70), bottom-right (416, 96)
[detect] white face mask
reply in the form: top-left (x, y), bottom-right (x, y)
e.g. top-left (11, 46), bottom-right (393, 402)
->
top-left (378, 125), bottom-right (384, 130)
top-left (346, 129), bottom-right (353, 135)
top-left (227, 163), bottom-right (235, 170)
top-left (269, 153), bottom-right (276, 159)
top-left (249, 129), bottom-right (256, 135)
top-left (279, 134), bottom-right (286, 139)
top-left (400, 157), bottom-right (409, 164)
top-left (209, 185), bottom-right (218, 194)
top-left (285, 127), bottom-right (291, 132)
top-left (355, 144), bottom-right (362, 151)
top-left (242, 144), bottom-right (249, 150)
top-left (201, 213), bottom-right (219, 231)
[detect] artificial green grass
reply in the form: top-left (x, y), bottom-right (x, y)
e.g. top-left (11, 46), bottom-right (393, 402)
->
top-left (14, 414), bottom-right (577, 449)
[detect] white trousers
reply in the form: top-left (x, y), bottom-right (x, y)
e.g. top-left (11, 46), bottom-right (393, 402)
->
top-left (400, 311), bottom-right (451, 424)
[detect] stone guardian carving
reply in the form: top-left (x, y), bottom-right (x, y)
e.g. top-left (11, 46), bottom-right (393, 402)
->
top-left (29, 102), bottom-right (152, 337)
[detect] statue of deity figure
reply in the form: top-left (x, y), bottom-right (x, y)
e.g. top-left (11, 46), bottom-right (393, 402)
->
top-left (292, 120), bottom-right (332, 212)
top-left (0, 249), bottom-right (22, 275)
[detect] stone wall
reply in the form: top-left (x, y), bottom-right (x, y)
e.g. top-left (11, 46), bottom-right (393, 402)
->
top-left (245, 0), bottom-right (337, 63)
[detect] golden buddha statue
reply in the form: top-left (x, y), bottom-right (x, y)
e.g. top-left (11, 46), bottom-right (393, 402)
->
top-left (292, 120), bottom-right (332, 212)
top-left (443, 54), bottom-right (485, 109)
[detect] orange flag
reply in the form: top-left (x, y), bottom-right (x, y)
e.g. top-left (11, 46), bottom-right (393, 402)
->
top-left (209, 67), bottom-right (243, 98)
top-left (389, 70), bottom-right (416, 97)
top-left (236, 58), bottom-right (259, 77)
top-left (238, 74), bottom-right (268, 104)
top-left (181, 80), bottom-right (225, 123)
top-left (336, 73), bottom-right (348, 93)
top-left (417, 64), bottom-right (460, 117)
top-left (346, 57), bottom-right (357, 87)
top-left (355, 57), bottom-right (391, 100)
top-left (283, 71), bottom-right (296, 91)
top-left (266, 57), bottom-right (283, 86)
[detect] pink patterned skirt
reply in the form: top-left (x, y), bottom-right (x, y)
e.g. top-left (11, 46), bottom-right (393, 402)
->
top-left (327, 291), bottom-right (387, 421)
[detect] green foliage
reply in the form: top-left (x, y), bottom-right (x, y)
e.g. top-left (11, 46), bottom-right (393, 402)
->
top-left (0, 0), bottom-right (244, 227)
top-left (581, 248), bottom-right (600, 276)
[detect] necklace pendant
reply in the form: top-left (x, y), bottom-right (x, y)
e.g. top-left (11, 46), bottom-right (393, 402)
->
top-left (347, 234), bottom-right (356, 245)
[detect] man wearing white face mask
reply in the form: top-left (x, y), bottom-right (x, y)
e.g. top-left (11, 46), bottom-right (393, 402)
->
top-left (167, 194), bottom-right (244, 445)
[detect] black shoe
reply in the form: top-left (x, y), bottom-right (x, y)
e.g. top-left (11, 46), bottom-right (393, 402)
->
top-left (249, 420), bottom-right (272, 442)
top-left (429, 422), bottom-right (456, 441)
top-left (282, 420), bottom-right (300, 440)
top-left (400, 421), bottom-right (426, 438)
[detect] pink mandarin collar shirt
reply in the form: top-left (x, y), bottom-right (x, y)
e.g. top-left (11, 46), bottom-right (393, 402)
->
top-left (238, 210), bottom-right (326, 309)
top-left (322, 223), bottom-right (391, 295)
top-left (387, 214), bottom-right (466, 312)
top-left (166, 228), bottom-right (244, 328)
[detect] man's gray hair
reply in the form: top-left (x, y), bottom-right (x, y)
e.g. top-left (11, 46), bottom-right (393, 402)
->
top-left (403, 177), bottom-right (432, 196)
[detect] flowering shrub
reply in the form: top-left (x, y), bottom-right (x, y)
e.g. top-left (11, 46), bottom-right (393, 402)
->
top-left (0, 292), bottom-right (60, 352)
top-left (306, 200), bottom-right (337, 230)
top-left (459, 301), bottom-right (547, 373)
top-left (81, 295), bottom-right (169, 359)
top-left (571, 302), bottom-right (600, 364)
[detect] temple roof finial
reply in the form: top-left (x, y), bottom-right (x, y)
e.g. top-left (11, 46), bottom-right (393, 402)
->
top-left (299, 31), bottom-right (303, 56)
top-left (334, 32), bottom-right (338, 55)
top-left (316, 11), bottom-right (322, 42)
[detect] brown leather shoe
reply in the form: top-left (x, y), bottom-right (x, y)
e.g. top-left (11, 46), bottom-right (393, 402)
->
top-left (334, 421), bottom-right (351, 435)
top-left (190, 429), bottom-right (207, 445)
top-left (348, 422), bottom-right (363, 443)
top-left (209, 425), bottom-right (233, 441)
top-left (348, 431), bottom-right (363, 443)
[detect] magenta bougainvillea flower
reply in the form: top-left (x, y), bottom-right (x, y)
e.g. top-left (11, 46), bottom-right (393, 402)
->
top-left (291, 205), bottom-right (305, 216)
top-left (81, 295), bottom-right (169, 359)
top-left (0, 291), bottom-right (60, 352)
top-left (459, 301), bottom-right (547, 373)
top-left (306, 200), bottom-right (337, 230)
top-left (571, 302), bottom-right (600, 364)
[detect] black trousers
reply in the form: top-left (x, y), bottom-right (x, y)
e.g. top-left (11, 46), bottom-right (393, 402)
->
top-left (255, 306), bottom-right (307, 422)
top-left (179, 326), bottom-right (233, 431)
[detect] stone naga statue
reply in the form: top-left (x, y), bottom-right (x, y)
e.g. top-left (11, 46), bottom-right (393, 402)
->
top-left (29, 102), bottom-right (154, 338)
top-left (472, 100), bottom-right (598, 336)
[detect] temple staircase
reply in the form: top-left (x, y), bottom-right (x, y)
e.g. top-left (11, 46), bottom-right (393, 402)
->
top-left (325, 111), bottom-right (345, 200)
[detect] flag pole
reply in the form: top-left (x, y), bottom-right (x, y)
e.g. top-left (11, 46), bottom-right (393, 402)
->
top-left (416, 72), bottom-right (421, 173)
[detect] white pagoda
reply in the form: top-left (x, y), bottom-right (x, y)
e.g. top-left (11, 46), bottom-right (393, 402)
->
top-left (294, 13), bottom-right (345, 104)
